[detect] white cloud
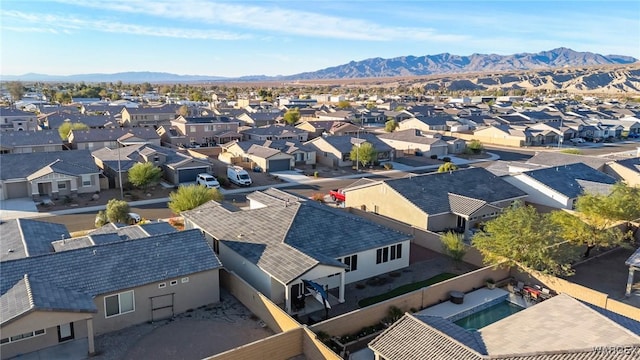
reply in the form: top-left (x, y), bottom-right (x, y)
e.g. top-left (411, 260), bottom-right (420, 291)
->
top-left (50, 0), bottom-right (467, 42)
top-left (1, 10), bottom-right (250, 40)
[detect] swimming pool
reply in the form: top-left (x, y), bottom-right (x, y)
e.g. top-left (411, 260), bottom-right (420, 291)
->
top-left (454, 301), bottom-right (524, 330)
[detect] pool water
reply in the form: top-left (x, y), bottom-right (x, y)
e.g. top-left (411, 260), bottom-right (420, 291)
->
top-left (454, 302), bottom-right (524, 330)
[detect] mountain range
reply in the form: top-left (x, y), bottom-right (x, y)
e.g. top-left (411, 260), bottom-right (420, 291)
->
top-left (2, 48), bottom-right (637, 84)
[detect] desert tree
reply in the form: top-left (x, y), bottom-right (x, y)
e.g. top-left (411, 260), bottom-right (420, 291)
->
top-left (128, 162), bottom-right (162, 192)
top-left (168, 184), bottom-right (223, 214)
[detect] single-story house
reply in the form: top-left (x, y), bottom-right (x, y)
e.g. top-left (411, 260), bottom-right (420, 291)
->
top-left (220, 141), bottom-right (295, 172)
top-left (91, 144), bottom-right (211, 187)
top-left (504, 162), bottom-right (618, 210)
top-left (182, 188), bottom-right (412, 315)
top-left (397, 114), bottom-right (453, 132)
top-left (344, 167), bottom-right (527, 237)
top-left (0, 130), bottom-right (64, 154)
top-left (378, 129), bottom-right (450, 158)
top-left (241, 124), bottom-right (309, 142)
top-left (305, 134), bottom-right (393, 168)
top-left (0, 150), bottom-right (100, 201)
top-left (0, 227), bottom-right (221, 359)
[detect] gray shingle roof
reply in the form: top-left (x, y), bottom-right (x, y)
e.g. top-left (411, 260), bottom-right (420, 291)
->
top-left (0, 219), bottom-right (70, 261)
top-left (183, 188), bottom-right (410, 284)
top-left (70, 127), bottom-right (160, 143)
top-left (382, 167), bottom-right (527, 215)
top-left (91, 143), bottom-right (208, 171)
top-left (241, 124), bottom-right (306, 136)
top-left (523, 163), bottom-right (617, 198)
top-left (1, 229), bottom-right (220, 304)
top-left (378, 129), bottom-right (447, 145)
top-left (0, 130), bottom-right (63, 148)
top-left (0, 150), bottom-right (99, 180)
top-left (613, 157), bottom-right (640, 173)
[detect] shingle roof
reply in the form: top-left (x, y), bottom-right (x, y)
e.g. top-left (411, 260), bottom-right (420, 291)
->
top-left (0, 108), bottom-right (34, 117)
top-left (380, 167), bottom-right (527, 215)
top-left (0, 219), bottom-right (71, 261)
top-left (522, 163), bottom-right (617, 198)
top-left (378, 129), bottom-right (448, 145)
top-left (70, 127), bottom-right (160, 143)
top-left (613, 157), bottom-right (640, 173)
top-left (91, 143), bottom-right (207, 171)
top-left (0, 150), bottom-right (99, 180)
top-left (242, 124), bottom-right (306, 136)
top-left (1, 229), bottom-right (221, 315)
top-left (0, 130), bottom-right (63, 149)
top-left (183, 188), bottom-right (410, 284)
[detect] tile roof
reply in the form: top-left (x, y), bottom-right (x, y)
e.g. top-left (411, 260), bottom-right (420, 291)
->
top-left (0, 130), bottom-right (63, 148)
top-left (0, 150), bottom-right (99, 180)
top-left (0, 219), bottom-right (71, 261)
top-left (307, 134), bottom-right (393, 154)
top-left (526, 152), bottom-right (609, 170)
top-left (91, 143), bottom-right (208, 171)
top-left (1, 229), bottom-right (221, 316)
top-left (183, 188), bottom-right (410, 284)
top-left (522, 163), bottom-right (617, 198)
top-left (378, 129), bottom-right (448, 145)
top-left (369, 314), bottom-right (484, 360)
top-left (369, 295), bottom-right (640, 360)
top-left (380, 167), bottom-right (527, 215)
top-left (241, 124), bottom-right (307, 136)
top-left (0, 108), bottom-right (35, 117)
top-left (70, 127), bottom-right (160, 143)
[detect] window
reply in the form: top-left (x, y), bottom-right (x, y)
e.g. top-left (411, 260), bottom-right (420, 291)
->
top-left (81, 174), bottom-right (92, 187)
top-left (105, 290), bottom-right (135, 317)
top-left (342, 254), bottom-right (358, 272)
top-left (58, 182), bottom-right (67, 189)
top-left (2, 329), bottom-right (46, 344)
top-left (158, 283), bottom-right (166, 289)
top-left (190, 126), bottom-right (196, 133)
top-left (181, 277), bottom-right (189, 283)
top-left (170, 280), bottom-right (178, 286)
top-left (377, 244), bottom-right (402, 264)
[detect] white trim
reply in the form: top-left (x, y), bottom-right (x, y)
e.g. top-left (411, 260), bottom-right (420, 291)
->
top-left (2, 329), bottom-right (46, 345)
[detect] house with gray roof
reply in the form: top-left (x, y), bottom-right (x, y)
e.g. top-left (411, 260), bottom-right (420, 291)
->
top-left (236, 111), bottom-right (283, 127)
top-left (91, 143), bottom-right (210, 187)
top-left (398, 114), bottom-right (454, 132)
top-left (68, 127), bottom-right (161, 150)
top-left (0, 130), bottom-right (64, 154)
top-left (305, 134), bottom-right (393, 168)
top-left (182, 188), bottom-right (411, 315)
top-left (39, 112), bottom-right (115, 131)
top-left (165, 115), bottom-right (241, 146)
top-left (378, 129), bottom-right (452, 158)
top-left (0, 150), bottom-right (100, 201)
top-left (0, 219), bottom-right (70, 262)
top-left (221, 139), bottom-right (315, 171)
top-left (0, 228), bottom-right (221, 359)
top-left (369, 294), bottom-right (640, 360)
top-left (606, 157), bottom-right (640, 187)
top-left (241, 124), bottom-right (309, 142)
top-left (0, 108), bottom-right (38, 132)
top-left (343, 167), bottom-right (527, 237)
top-left (120, 104), bottom-right (181, 127)
top-left (504, 162), bottom-right (618, 210)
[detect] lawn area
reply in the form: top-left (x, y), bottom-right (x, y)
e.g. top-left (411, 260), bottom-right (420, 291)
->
top-left (358, 273), bottom-right (458, 308)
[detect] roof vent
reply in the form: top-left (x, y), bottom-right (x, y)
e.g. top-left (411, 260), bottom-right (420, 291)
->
top-left (8, 248), bottom-right (14, 253)
top-left (93, 249), bottom-right (97, 255)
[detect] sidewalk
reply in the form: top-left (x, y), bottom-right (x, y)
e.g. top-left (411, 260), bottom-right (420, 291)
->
top-left (0, 152), bottom-right (500, 220)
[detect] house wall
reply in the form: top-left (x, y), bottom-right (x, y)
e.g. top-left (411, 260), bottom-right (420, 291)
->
top-left (426, 213), bottom-right (456, 232)
top-left (378, 138), bottom-right (448, 157)
top-left (1, 313), bottom-right (91, 360)
top-left (91, 269), bottom-right (219, 336)
top-left (218, 242), bottom-right (273, 298)
top-left (470, 127), bottom-right (525, 147)
top-left (605, 162), bottom-right (640, 187)
top-left (208, 329), bottom-right (303, 360)
top-left (308, 140), bottom-right (346, 168)
top-left (504, 175), bottom-right (571, 209)
top-left (344, 184), bottom-right (427, 229)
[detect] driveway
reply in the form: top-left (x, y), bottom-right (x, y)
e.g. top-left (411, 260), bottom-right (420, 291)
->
top-left (0, 197), bottom-right (39, 220)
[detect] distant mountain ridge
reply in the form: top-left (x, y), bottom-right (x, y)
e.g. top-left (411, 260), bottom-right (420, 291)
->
top-left (2, 48), bottom-right (637, 83)
top-left (285, 48), bottom-right (638, 80)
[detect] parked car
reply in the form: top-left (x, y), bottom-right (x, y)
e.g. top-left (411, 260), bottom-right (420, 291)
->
top-left (329, 189), bottom-right (346, 203)
top-left (227, 166), bottom-right (252, 187)
top-left (570, 137), bottom-right (585, 144)
top-left (628, 132), bottom-right (640, 138)
top-left (95, 212), bottom-right (141, 226)
top-left (196, 173), bottom-right (220, 189)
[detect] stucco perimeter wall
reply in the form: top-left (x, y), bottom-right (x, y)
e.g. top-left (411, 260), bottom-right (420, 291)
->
top-left (220, 270), bottom-right (299, 333)
top-left (347, 207), bottom-right (486, 267)
top-left (207, 328), bottom-right (303, 360)
top-left (510, 267), bottom-right (640, 322)
top-left (311, 265), bottom-right (510, 337)
top-left (301, 327), bottom-right (343, 360)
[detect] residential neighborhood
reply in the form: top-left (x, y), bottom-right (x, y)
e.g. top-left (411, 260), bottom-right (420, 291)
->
top-left (1, 82), bottom-right (640, 360)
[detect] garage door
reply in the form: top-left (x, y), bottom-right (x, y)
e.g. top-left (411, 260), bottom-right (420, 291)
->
top-left (5, 182), bottom-right (29, 199)
top-left (268, 159), bottom-right (291, 172)
top-left (178, 168), bottom-right (207, 184)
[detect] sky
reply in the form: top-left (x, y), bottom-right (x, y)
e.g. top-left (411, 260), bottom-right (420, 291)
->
top-left (1, 0), bottom-right (639, 78)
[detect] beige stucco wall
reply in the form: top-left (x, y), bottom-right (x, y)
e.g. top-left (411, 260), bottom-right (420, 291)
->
top-left (1, 314), bottom-right (91, 360)
top-left (605, 162), bottom-right (640, 187)
top-left (344, 184), bottom-right (427, 229)
top-left (92, 269), bottom-right (219, 336)
top-left (207, 328), bottom-right (303, 360)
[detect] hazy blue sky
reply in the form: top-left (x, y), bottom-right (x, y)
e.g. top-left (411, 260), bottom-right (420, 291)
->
top-left (2, 0), bottom-right (638, 77)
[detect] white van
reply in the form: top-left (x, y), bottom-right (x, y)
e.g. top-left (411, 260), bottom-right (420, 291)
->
top-left (227, 166), bottom-right (252, 186)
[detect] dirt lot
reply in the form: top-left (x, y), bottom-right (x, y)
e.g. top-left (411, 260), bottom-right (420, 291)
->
top-left (36, 187), bottom-right (175, 213)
